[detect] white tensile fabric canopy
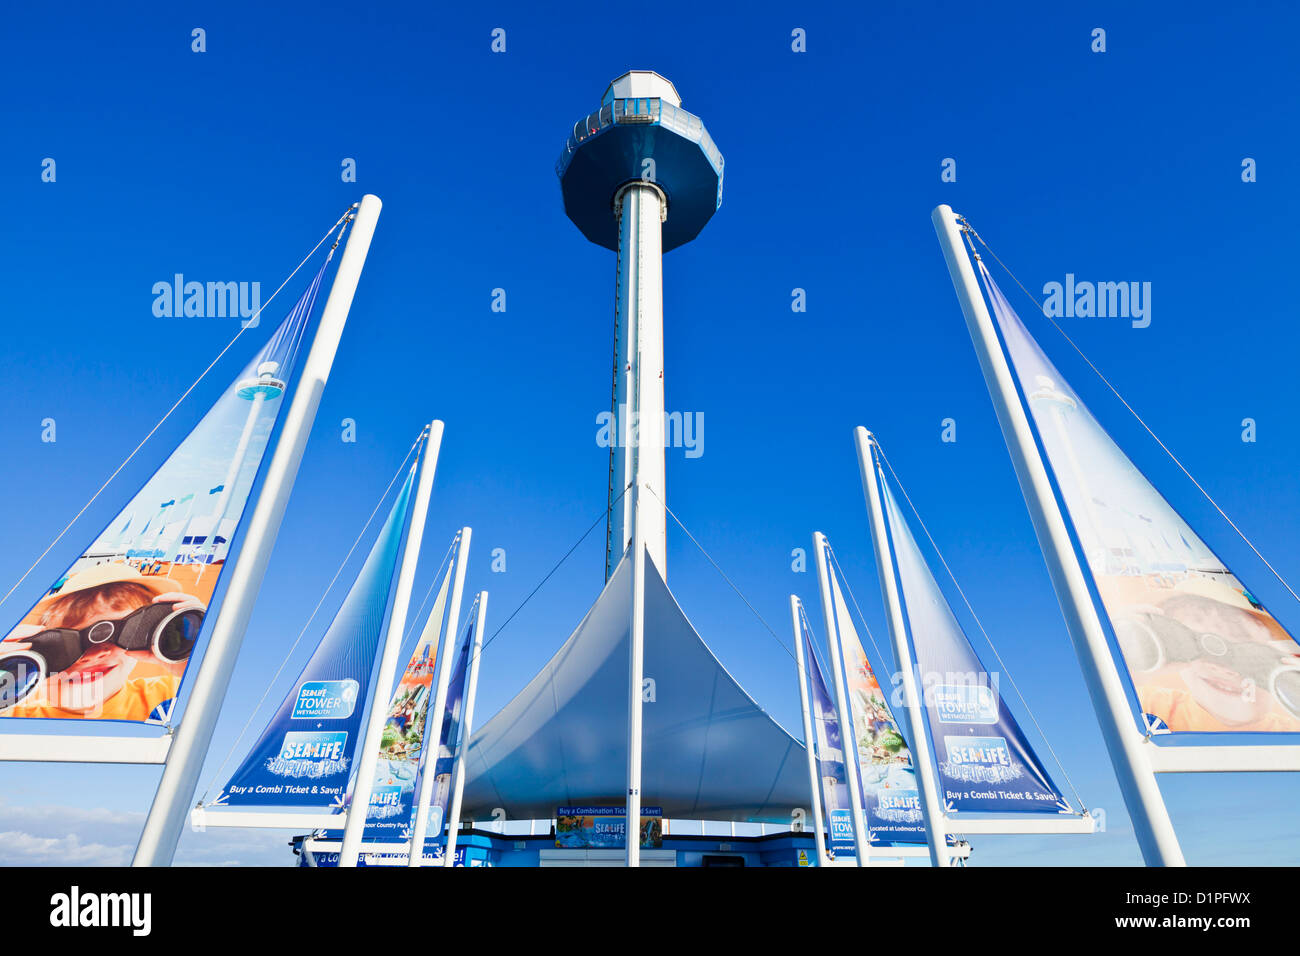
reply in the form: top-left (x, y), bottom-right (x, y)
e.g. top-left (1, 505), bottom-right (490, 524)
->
top-left (460, 552), bottom-right (810, 822)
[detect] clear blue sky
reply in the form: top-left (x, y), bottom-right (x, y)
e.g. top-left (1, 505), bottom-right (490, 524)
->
top-left (2, 1), bottom-right (1297, 865)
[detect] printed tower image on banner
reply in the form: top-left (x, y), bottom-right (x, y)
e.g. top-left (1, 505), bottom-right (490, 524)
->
top-left (981, 262), bottom-right (1300, 735)
top-left (0, 264), bottom-right (326, 724)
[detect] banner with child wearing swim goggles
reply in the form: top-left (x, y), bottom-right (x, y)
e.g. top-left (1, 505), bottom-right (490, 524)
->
top-left (0, 263), bottom-right (326, 723)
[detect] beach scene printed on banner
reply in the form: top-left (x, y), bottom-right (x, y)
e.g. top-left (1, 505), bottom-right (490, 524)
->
top-left (362, 564), bottom-right (451, 839)
top-left (363, 645), bottom-right (434, 831)
top-left (406, 608), bottom-right (475, 843)
top-left (984, 262), bottom-right (1300, 734)
top-left (0, 269), bottom-right (322, 724)
top-left (828, 568), bottom-right (926, 843)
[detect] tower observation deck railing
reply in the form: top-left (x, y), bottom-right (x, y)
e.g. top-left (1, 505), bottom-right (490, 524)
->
top-left (555, 98), bottom-right (724, 188)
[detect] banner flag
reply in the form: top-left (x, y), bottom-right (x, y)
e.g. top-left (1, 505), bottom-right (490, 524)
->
top-left (360, 556), bottom-right (454, 840)
top-left (879, 472), bottom-right (1070, 813)
top-left (801, 621), bottom-right (853, 853)
top-left (827, 564), bottom-right (926, 845)
top-left (982, 262), bottom-right (1300, 734)
top-left (412, 605), bottom-right (476, 848)
top-left (0, 262), bottom-right (328, 723)
top-left (215, 467), bottom-right (416, 808)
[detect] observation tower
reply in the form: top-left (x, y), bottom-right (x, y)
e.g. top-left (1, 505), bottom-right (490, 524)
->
top-left (557, 70), bottom-right (724, 580)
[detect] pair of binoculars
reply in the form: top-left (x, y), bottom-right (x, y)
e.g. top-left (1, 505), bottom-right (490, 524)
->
top-left (0, 601), bottom-right (203, 709)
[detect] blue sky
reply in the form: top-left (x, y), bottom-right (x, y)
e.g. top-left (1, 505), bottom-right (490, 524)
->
top-left (2, 1), bottom-right (1298, 865)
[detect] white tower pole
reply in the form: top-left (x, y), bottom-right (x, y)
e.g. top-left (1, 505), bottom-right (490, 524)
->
top-left (617, 179), bottom-right (668, 868)
top-left (609, 183), bottom-right (667, 579)
top-left (133, 195), bottom-right (383, 867)
top-left (790, 595), bottom-right (829, 866)
top-left (339, 420), bottom-right (443, 867)
top-left (931, 203), bottom-right (1185, 866)
top-left (811, 532), bottom-right (870, 866)
top-left (854, 428), bottom-right (949, 867)
top-left (442, 591), bottom-right (488, 867)
top-left (406, 526), bottom-right (473, 866)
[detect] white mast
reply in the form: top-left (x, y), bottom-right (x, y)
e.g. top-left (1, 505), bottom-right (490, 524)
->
top-left (811, 531), bottom-right (870, 866)
top-left (441, 590), bottom-right (488, 867)
top-left (406, 526), bottom-right (473, 866)
top-left (338, 420), bottom-right (443, 867)
top-left (133, 195), bottom-right (384, 867)
top-left (930, 203), bottom-right (1185, 866)
top-left (790, 595), bottom-right (829, 866)
top-left (853, 427), bottom-right (949, 867)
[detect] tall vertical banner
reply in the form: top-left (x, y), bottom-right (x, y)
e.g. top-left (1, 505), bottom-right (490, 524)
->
top-left (802, 625), bottom-right (855, 856)
top-left (982, 262), bottom-right (1300, 734)
top-left (0, 264), bottom-right (328, 723)
top-left (214, 469), bottom-right (415, 808)
top-left (416, 605), bottom-right (475, 855)
top-left (827, 566), bottom-right (926, 844)
top-left (361, 565), bottom-right (453, 840)
top-left (879, 472), bottom-right (1070, 813)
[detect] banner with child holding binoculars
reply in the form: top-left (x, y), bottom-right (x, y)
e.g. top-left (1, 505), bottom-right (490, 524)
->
top-left (0, 264), bottom-right (324, 723)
